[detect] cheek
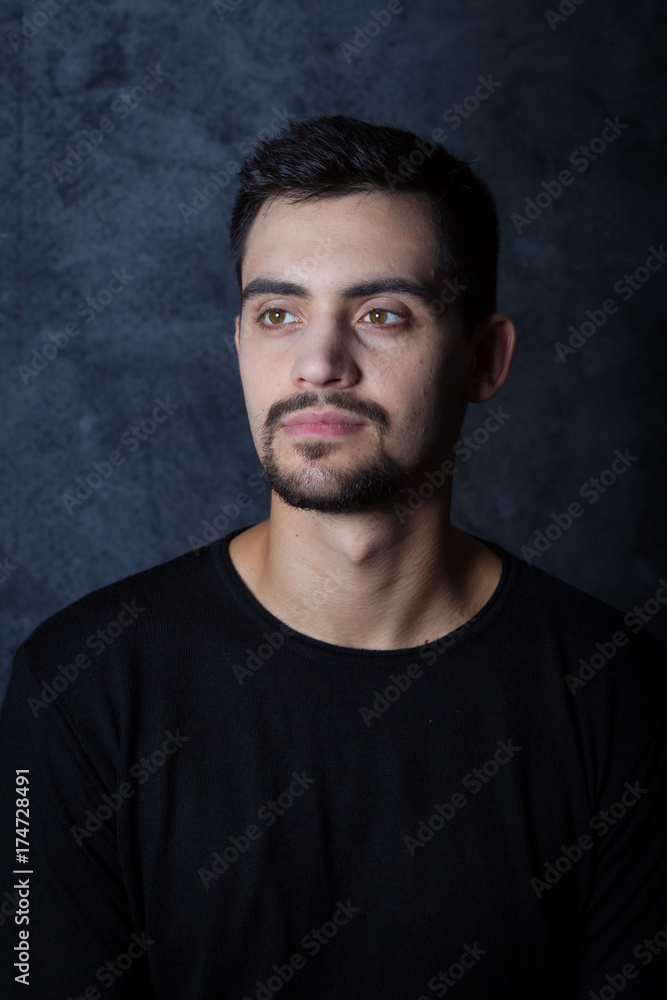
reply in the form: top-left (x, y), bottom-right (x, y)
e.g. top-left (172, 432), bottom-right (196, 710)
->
top-left (238, 356), bottom-right (285, 433)
top-left (392, 357), bottom-right (464, 436)
top-left (238, 349), bottom-right (272, 402)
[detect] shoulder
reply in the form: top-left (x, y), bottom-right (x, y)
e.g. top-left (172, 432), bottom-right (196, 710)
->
top-left (16, 542), bottom-right (223, 686)
top-left (506, 547), bottom-right (665, 657)
top-left (503, 547), bottom-right (667, 741)
top-left (2, 541), bottom-right (234, 786)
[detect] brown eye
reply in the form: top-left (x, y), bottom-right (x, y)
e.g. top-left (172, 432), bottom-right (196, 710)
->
top-left (362, 307), bottom-right (405, 325)
top-left (257, 308), bottom-right (297, 326)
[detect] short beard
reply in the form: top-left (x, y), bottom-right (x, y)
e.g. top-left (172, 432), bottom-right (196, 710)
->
top-left (259, 435), bottom-right (416, 514)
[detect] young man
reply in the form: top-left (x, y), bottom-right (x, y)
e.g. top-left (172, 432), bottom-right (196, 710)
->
top-left (1, 115), bottom-right (665, 999)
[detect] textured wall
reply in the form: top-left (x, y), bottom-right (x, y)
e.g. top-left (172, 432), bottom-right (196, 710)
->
top-left (2, 0), bottom-right (666, 701)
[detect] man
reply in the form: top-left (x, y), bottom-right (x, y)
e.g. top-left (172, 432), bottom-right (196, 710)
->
top-left (1, 114), bottom-right (665, 999)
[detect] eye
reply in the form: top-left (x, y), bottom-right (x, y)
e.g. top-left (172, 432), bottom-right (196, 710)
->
top-left (360, 307), bottom-right (406, 326)
top-left (255, 305), bottom-right (408, 329)
top-left (257, 307), bottom-right (298, 327)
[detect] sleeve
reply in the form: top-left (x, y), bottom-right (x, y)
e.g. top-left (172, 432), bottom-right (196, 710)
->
top-left (0, 641), bottom-right (156, 999)
top-left (574, 720), bottom-right (667, 999)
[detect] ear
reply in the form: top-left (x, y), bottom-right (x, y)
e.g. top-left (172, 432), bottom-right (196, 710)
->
top-left (463, 312), bottom-right (516, 404)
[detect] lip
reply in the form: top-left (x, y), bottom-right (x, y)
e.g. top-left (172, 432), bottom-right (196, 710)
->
top-left (282, 409), bottom-right (367, 437)
top-left (283, 409), bottom-right (365, 426)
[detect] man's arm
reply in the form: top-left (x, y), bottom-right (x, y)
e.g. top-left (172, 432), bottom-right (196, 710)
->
top-left (574, 720), bottom-right (667, 999)
top-left (0, 641), bottom-right (155, 998)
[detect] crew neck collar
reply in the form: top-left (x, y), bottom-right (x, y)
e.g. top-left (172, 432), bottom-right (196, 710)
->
top-left (210, 523), bottom-right (519, 660)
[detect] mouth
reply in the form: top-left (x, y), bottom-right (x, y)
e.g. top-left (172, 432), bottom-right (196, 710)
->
top-left (282, 409), bottom-right (367, 438)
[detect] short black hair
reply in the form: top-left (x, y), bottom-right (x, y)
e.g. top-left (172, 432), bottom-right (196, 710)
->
top-left (229, 114), bottom-right (499, 337)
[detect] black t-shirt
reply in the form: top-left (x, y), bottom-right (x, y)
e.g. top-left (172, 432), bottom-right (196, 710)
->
top-left (1, 527), bottom-right (666, 999)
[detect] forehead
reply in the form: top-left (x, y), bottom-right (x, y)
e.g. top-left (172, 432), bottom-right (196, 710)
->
top-left (241, 189), bottom-right (442, 284)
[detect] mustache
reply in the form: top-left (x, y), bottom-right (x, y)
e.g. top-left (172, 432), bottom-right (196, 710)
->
top-left (265, 392), bottom-right (388, 432)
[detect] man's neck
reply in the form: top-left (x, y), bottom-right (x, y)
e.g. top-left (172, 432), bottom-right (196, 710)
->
top-left (227, 505), bottom-right (503, 651)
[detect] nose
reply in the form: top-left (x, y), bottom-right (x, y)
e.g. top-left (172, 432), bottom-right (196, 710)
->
top-left (290, 314), bottom-right (361, 391)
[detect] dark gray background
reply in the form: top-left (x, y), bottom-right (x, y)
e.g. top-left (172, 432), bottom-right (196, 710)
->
top-left (2, 0), bottom-right (666, 701)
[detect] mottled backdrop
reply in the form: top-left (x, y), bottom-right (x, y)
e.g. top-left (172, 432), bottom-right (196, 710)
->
top-left (1, 0), bottom-right (666, 700)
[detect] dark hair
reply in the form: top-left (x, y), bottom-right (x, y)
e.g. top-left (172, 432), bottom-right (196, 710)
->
top-left (228, 114), bottom-right (499, 337)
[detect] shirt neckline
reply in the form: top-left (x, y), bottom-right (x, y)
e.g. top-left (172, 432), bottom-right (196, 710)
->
top-left (210, 523), bottom-right (519, 661)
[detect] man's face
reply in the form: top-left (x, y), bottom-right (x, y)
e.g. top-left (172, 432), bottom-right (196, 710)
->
top-left (234, 189), bottom-right (473, 514)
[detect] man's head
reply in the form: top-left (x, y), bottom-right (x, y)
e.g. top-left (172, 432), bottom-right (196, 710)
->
top-left (228, 115), bottom-right (514, 516)
top-left (229, 114), bottom-right (500, 338)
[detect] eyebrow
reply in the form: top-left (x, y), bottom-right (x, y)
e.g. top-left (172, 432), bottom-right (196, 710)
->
top-left (240, 276), bottom-right (439, 308)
